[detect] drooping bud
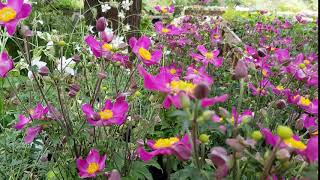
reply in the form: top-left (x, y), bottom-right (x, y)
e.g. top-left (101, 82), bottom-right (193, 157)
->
top-left (68, 90), bottom-right (77, 97)
top-left (72, 55), bottom-right (81, 63)
top-left (98, 72), bottom-right (107, 79)
top-left (209, 147), bottom-right (230, 179)
top-left (69, 83), bottom-right (80, 92)
top-left (193, 83), bottom-right (209, 99)
top-left (234, 60), bottom-right (248, 80)
top-left (295, 118), bottom-right (304, 130)
top-left (251, 131), bottom-right (263, 141)
top-left (106, 169), bottom-right (121, 180)
top-left (277, 126), bottom-right (293, 140)
top-left (276, 149), bottom-right (290, 161)
top-left (257, 48), bottom-right (267, 57)
top-left (96, 17), bottom-right (107, 32)
top-left (180, 93), bottom-right (190, 109)
top-left (20, 25), bottom-right (33, 37)
top-left (39, 66), bottom-right (49, 76)
top-left (202, 110), bottom-right (215, 121)
top-left (276, 99), bottom-right (287, 109)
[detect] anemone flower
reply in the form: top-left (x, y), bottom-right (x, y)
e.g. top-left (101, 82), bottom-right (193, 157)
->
top-left (129, 36), bottom-right (162, 66)
top-left (230, 107), bottom-right (253, 126)
top-left (195, 45), bottom-right (223, 67)
top-left (184, 65), bottom-right (213, 86)
top-left (137, 134), bottom-right (191, 162)
top-left (0, 0), bottom-right (32, 36)
top-left (76, 148), bottom-right (106, 178)
top-left (154, 4), bottom-right (174, 14)
top-left (0, 51), bottom-right (14, 78)
top-left (154, 21), bottom-right (181, 35)
top-left (210, 26), bottom-right (222, 43)
top-left (84, 35), bottom-right (113, 59)
top-left (201, 94), bottom-right (228, 108)
top-left (24, 125), bottom-right (42, 144)
top-left (82, 97), bottom-right (129, 126)
top-left (160, 64), bottom-right (182, 78)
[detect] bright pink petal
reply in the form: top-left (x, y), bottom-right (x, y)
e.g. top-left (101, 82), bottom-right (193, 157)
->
top-left (24, 126), bottom-right (41, 144)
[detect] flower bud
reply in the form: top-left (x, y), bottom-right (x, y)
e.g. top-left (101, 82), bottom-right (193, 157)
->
top-left (199, 134), bottom-right (210, 144)
top-left (196, 116), bottom-right (205, 123)
top-left (96, 17), bottom-right (107, 32)
top-left (20, 25), bottom-right (33, 37)
top-left (276, 99), bottom-right (287, 109)
top-left (58, 40), bottom-right (66, 47)
top-left (251, 131), bottom-right (263, 141)
top-left (106, 169), bottom-right (121, 180)
top-left (180, 93), bottom-right (190, 109)
top-left (257, 48), bottom-right (267, 57)
top-left (68, 90), bottom-right (77, 97)
top-left (295, 118), bottom-right (304, 130)
top-left (276, 149), bottom-right (290, 161)
top-left (69, 83), bottom-right (80, 92)
top-left (219, 125), bottom-right (227, 134)
top-left (218, 107), bottom-right (230, 119)
top-left (202, 110), bottom-right (214, 121)
top-left (134, 91), bottom-right (141, 97)
top-left (234, 60), bottom-right (248, 79)
top-left (72, 55), bottom-right (81, 62)
top-left (276, 126), bottom-right (293, 140)
top-left (39, 66), bottom-right (49, 76)
top-left (98, 72), bottom-right (107, 79)
top-left (193, 83), bottom-right (209, 99)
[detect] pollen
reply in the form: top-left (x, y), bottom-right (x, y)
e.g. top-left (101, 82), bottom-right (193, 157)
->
top-left (154, 137), bottom-right (179, 149)
top-left (87, 162), bottom-right (99, 174)
top-left (303, 60), bottom-right (310, 65)
top-left (161, 28), bottom-right (170, 33)
top-left (169, 68), bottom-right (176, 74)
top-left (161, 8), bottom-right (168, 13)
top-left (262, 69), bottom-right (268, 77)
top-left (205, 52), bottom-right (214, 59)
top-left (213, 34), bottom-right (220, 39)
top-left (299, 97), bottom-right (311, 106)
top-left (138, 48), bottom-right (152, 61)
top-left (102, 43), bottom-right (112, 51)
top-left (99, 109), bottom-right (113, 120)
top-left (0, 7), bottom-right (17, 22)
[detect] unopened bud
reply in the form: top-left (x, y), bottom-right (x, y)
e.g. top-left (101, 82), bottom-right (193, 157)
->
top-left (277, 126), bottom-right (293, 140)
top-left (39, 66), bottom-right (49, 76)
top-left (69, 83), bottom-right (80, 92)
top-left (68, 90), bottom-right (77, 97)
top-left (98, 72), bottom-right (107, 79)
top-left (96, 17), bottom-right (107, 32)
top-left (276, 149), bottom-right (290, 161)
top-left (276, 99), bottom-right (287, 109)
top-left (180, 93), bottom-right (190, 109)
top-left (193, 83), bottom-right (209, 99)
top-left (234, 60), bottom-right (248, 79)
top-left (58, 40), bottom-right (66, 47)
top-left (72, 55), bottom-right (81, 62)
top-left (20, 25), bottom-right (33, 37)
top-left (199, 134), bottom-right (210, 144)
top-left (202, 110), bottom-right (214, 121)
top-left (251, 131), bottom-right (263, 141)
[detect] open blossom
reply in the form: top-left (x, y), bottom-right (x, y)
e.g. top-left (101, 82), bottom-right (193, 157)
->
top-left (129, 36), bottom-right (162, 66)
top-left (0, 0), bottom-right (32, 36)
top-left (194, 45), bottom-right (223, 67)
top-left (184, 65), bottom-right (213, 85)
top-left (248, 79), bottom-right (271, 96)
top-left (210, 26), bottom-right (222, 43)
top-left (154, 22), bottom-right (181, 35)
top-left (27, 56), bottom-right (47, 79)
top-left (0, 51), bottom-right (14, 78)
top-left (82, 97), bottom-right (129, 126)
top-left (154, 4), bottom-right (174, 14)
top-left (137, 134), bottom-right (191, 162)
top-left (160, 64), bottom-right (182, 78)
top-left (85, 35), bottom-right (113, 58)
top-left (76, 149), bottom-right (106, 178)
top-left (24, 126), bottom-right (42, 144)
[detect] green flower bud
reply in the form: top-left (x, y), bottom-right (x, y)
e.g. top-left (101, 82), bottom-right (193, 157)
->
top-left (58, 40), bottom-right (66, 47)
top-left (199, 134), bottom-right (210, 144)
top-left (180, 94), bottom-right (190, 109)
top-left (202, 110), bottom-right (214, 121)
top-left (196, 116), bottom-right (205, 124)
top-left (134, 91), bottom-right (141, 97)
top-left (276, 125), bottom-right (293, 140)
top-left (251, 131), bottom-right (263, 141)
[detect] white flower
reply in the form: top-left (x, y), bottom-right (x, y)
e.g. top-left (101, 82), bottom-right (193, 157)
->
top-left (101, 3), bottom-right (111, 12)
top-left (124, 24), bottom-right (131, 31)
top-left (118, 11), bottom-right (125, 19)
top-left (57, 57), bottom-right (76, 76)
top-left (28, 57), bottom-right (47, 79)
top-left (121, 0), bottom-right (132, 11)
top-left (111, 36), bottom-right (125, 49)
top-left (46, 41), bottom-right (54, 50)
top-left (88, 25), bottom-right (94, 33)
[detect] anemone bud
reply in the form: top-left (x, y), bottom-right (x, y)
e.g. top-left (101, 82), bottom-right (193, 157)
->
top-left (96, 17), bottom-right (107, 32)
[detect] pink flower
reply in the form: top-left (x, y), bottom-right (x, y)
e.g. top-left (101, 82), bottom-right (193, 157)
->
top-left (210, 27), bottom-right (222, 43)
top-left (302, 136), bottom-right (318, 163)
top-left (137, 134), bottom-right (191, 162)
top-left (154, 4), bottom-right (174, 14)
top-left (201, 94), bottom-right (228, 108)
top-left (0, 51), bottom-right (14, 78)
top-left (195, 45), bottom-right (223, 67)
top-left (209, 147), bottom-right (230, 180)
top-left (231, 107), bottom-right (253, 126)
top-left (84, 35), bottom-right (113, 59)
top-left (76, 149), bottom-right (106, 178)
top-left (274, 48), bottom-right (290, 62)
top-left (24, 125), bottom-right (42, 144)
top-left (154, 22), bottom-right (181, 35)
top-left (160, 64), bottom-right (182, 78)
top-left (82, 97), bottom-right (129, 126)
top-left (0, 0), bottom-right (32, 36)
top-left (248, 79), bottom-right (271, 96)
top-left (129, 36), bottom-right (162, 66)
top-left (184, 65), bottom-right (213, 85)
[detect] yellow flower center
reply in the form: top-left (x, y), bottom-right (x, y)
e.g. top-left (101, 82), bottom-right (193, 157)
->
top-left (293, 95), bottom-right (300, 100)
top-left (276, 85), bottom-right (284, 91)
top-left (161, 28), bottom-right (170, 33)
top-left (169, 68), bottom-right (176, 74)
top-left (102, 43), bottom-right (112, 51)
top-left (299, 97), bottom-right (311, 106)
top-left (161, 8), bottom-right (168, 13)
top-left (87, 162), bottom-right (100, 174)
top-left (213, 34), bottom-right (220, 39)
top-left (284, 137), bottom-right (306, 150)
top-left (154, 137), bottom-right (179, 149)
top-left (257, 88), bottom-right (265, 93)
top-left (138, 48), bottom-right (152, 61)
top-left (298, 63), bottom-right (306, 69)
top-left (303, 60), bottom-right (310, 65)
top-left (205, 52), bottom-right (214, 59)
top-left (99, 109), bottom-right (113, 120)
top-left (0, 7), bottom-right (16, 22)
top-left (271, 47), bottom-right (276, 51)
top-left (170, 80), bottom-right (195, 93)
top-left (262, 69), bottom-right (268, 77)
top-left (29, 109), bottom-right (35, 116)
top-left (193, 69), bottom-right (198, 74)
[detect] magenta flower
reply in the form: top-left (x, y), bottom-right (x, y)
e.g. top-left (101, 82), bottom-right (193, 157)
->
top-left (154, 22), bottom-right (180, 35)
top-left (201, 94), bottom-right (228, 108)
top-left (230, 107), bottom-right (253, 126)
top-left (209, 147), bottom-right (230, 180)
top-left (138, 65), bottom-right (196, 109)
top-left (210, 27), bottom-right (222, 43)
top-left (195, 45), bottom-right (223, 67)
top-left (111, 53), bottom-right (129, 66)
top-left (274, 48), bottom-right (290, 62)
top-left (184, 65), bottom-right (213, 85)
top-left (0, 51), bottom-right (14, 78)
top-left (24, 125), bottom-right (42, 144)
top-left (82, 97), bottom-right (129, 126)
top-left (280, 20), bottom-right (292, 29)
top-left (298, 114), bottom-right (317, 129)
top-left (76, 148), bottom-right (106, 178)
top-left (13, 103), bottom-right (48, 130)
top-left (137, 134), bottom-right (191, 162)
top-left (129, 36), bottom-right (162, 66)
top-left (0, 0), bottom-right (32, 36)
top-left (302, 136), bottom-right (318, 163)
top-left (248, 79), bottom-right (271, 96)
top-left (244, 45), bottom-right (257, 56)
top-left (160, 64), bottom-right (182, 78)
top-left (84, 35), bottom-right (113, 59)
top-left (154, 4), bottom-right (174, 14)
